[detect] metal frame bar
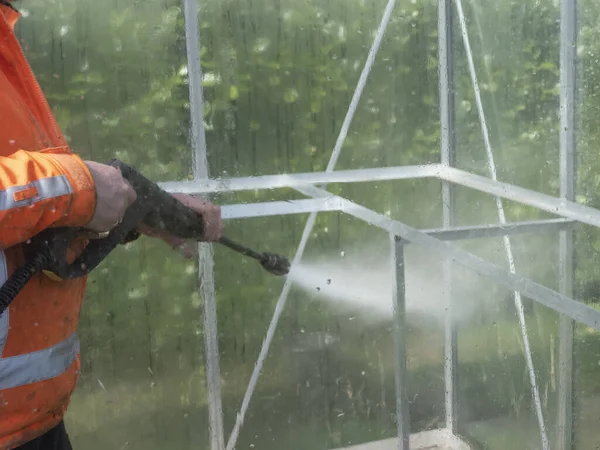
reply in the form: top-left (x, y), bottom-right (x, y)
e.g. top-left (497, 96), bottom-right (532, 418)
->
top-left (161, 164), bottom-right (600, 228)
top-left (293, 183), bottom-right (600, 330)
top-left (438, 166), bottom-right (600, 228)
top-left (392, 235), bottom-right (410, 450)
top-left (158, 164), bottom-right (439, 194)
top-left (414, 218), bottom-right (577, 242)
top-left (558, 0), bottom-right (578, 448)
top-left (219, 199), bottom-right (576, 243)
top-left (182, 0), bottom-right (224, 448)
top-left (221, 197), bottom-right (345, 220)
top-left (221, 201), bottom-right (577, 241)
top-left (439, 0), bottom-right (458, 434)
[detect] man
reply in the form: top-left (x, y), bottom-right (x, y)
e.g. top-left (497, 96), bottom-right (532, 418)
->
top-left (0, 1), bottom-right (223, 449)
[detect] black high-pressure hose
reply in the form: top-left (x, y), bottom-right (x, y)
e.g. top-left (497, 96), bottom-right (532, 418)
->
top-left (0, 236), bottom-right (291, 316)
top-left (0, 252), bottom-right (50, 315)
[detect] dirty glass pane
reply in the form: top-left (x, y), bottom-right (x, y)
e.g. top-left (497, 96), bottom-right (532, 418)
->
top-left (199, 0), bottom-right (440, 177)
top-left (67, 239), bottom-right (208, 449)
top-left (450, 2), bottom-right (569, 446)
top-left (216, 213), bottom-right (399, 449)
top-left (330, 179), bottom-right (444, 228)
top-left (452, 0), bottom-right (560, 196)
top-left (574, 0), bottom-right (600, 447)
top-left (453, 233), bottom-right (560, 449)
top-left (15, 0), bottom-right (194, 181)
top-left (214, 184), bottom-right (446, 449)
top-left (573, 319), bottom-right (600, 450)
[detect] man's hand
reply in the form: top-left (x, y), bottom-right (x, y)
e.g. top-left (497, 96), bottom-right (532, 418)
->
top-left (138, 193), bottom-right (223, 259)
top-left (171, 193), bottom-right (223, 242)
top-left (84, 161), bottom-right (137, 233)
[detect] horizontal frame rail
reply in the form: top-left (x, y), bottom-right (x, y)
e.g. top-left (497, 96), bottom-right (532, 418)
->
top-left (437, 167), bottom-right (600, 228)
top-left (158, 165), bottom-right (441, 194)
top-left (410, 218), bottom-right (577, 243)
top-left (292, 183), bottom-right (600, 330)
top-left (221, 200), bottom-right (576, 241)
top-left (162, 165), bottom-right (600, 230)
top-left (221, 197), bottom-right (344, 220)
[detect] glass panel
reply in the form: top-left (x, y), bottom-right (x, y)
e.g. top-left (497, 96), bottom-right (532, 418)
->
top-left (573, 321), bottom-right (600, 450)
top-left (452, 0), bottom-right (560, 197)
top-left (575, 0), bottom-right (600, 445)
top-left (66, 238), bottom-right (208, 449)
top-left (215, 208), bottom-right (445, 449)
top-left (199, 0), bottom-right (440, 177)
top-left (331, 179), bottom-right (444, 228)
top-left (16, 0), bottom-right (194, 181)
top-left (451, 2), bottom-right (567, 444)
top-left (403, 245), bottom-right (450, 435)
top-left (454, 233), bottom-right (560, 449)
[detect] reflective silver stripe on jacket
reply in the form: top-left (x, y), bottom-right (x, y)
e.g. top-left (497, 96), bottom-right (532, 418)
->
top-left (0, 251), bottom-right (80, 391)
top-left (0, 332), bottom-right (80, 390)
top-left (0, 174), bottom-right (72, 211)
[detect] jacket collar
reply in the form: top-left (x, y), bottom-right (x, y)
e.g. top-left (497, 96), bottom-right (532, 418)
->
top-left (0, 3), bottom-right (21, 31)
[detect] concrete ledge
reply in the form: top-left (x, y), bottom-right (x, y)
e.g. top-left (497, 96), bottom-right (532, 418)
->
top-left (333, 429), bottom-right (472, 450)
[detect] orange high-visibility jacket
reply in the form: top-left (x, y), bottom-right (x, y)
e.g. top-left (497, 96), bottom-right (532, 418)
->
top-left (0, 5), bottom-right (98, 449)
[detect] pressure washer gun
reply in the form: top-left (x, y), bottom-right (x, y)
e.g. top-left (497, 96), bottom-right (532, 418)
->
top-left (0, 159), bottom-right (290, 314)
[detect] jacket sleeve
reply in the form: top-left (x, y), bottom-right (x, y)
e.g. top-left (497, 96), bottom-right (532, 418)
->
top-left (0, 146), bottom-right (97, 250)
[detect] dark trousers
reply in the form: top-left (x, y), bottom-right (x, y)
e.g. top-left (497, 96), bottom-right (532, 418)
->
top-left (14, 422), bottom-right (72, 450)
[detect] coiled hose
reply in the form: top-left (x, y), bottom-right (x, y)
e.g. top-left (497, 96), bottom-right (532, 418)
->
top-left (0, 252), bottom-right (50, 315)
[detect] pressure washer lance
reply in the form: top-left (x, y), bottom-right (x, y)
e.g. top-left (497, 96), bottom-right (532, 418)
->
top-left (0, 159), bottom-right (291, 315)
top-left (218, 237), bottom-right (290, 276)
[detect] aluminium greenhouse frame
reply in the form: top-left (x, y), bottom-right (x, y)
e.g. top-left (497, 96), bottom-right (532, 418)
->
top-left (159, 0), bottom-right (582, 449)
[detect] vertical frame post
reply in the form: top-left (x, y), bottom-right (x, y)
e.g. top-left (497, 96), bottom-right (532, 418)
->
top-left (558, 0), bottom-right (577, 448)
top-left (439, 0), bottom-right (458, 435)
top-left (392, 235), bottom-right (410, 450)
top-left (182, 0), bottom-right (225, 448)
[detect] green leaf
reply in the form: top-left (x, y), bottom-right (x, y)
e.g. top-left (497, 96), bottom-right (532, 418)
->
top-left (283, 87), bottom-right (299, 103)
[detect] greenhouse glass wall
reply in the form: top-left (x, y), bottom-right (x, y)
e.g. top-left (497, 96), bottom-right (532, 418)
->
top-left (13, 0), bottom-right (600, 448)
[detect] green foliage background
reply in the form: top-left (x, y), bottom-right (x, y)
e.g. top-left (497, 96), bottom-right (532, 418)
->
top-left (12, 0), bottom-right (600, 448)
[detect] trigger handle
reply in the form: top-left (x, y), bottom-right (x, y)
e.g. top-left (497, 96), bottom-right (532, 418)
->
top-left (52, 199), bottom-right (151, 279)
